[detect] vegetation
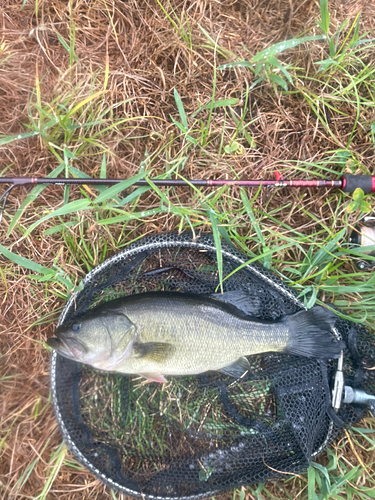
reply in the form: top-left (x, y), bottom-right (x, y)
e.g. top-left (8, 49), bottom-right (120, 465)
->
top-left (1, 0), bottom-right (375, 498)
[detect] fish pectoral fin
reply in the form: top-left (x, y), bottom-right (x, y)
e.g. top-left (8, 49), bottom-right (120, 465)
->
top-left (133, 342), bottom-right (173, 362)
top-left (140, 373), bottom-right (168, 383)
top-left (219, 357), bottom-right (250, 379)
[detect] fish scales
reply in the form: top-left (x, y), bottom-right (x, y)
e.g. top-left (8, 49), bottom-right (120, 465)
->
top-left (48, 291), bottom-right (343, 382)
top-left (117, 294), bottom-right (288, 375)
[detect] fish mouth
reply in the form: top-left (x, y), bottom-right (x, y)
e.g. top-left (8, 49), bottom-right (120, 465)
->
top-left (54, 324), bottom-right (72, 336)
top-left (47, 335), bottom-right (87, 360)
top-left (47, 337), bottom-right (73, 359)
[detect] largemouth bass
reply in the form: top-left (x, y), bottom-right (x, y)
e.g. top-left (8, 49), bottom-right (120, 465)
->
top-left (48, 291), bottom-right (343, 383)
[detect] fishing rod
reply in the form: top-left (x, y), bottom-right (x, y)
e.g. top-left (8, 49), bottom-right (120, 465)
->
top-left (0, 173), bottom-right (374, 221)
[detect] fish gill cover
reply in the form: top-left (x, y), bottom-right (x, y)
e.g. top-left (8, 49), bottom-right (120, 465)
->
top-left (50, 232), bottom-right (375, 499)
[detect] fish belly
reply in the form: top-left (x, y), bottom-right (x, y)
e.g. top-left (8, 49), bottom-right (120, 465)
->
top-left (114, 294), bottom-right (289, 377)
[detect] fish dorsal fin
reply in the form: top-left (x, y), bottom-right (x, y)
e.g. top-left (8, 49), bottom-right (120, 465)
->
top-left (219, 356), bottom-right (250, 379)
top-left (209, 290), bottom-right (262, 319)
top-left (133, 342), bottom-right (173, 362)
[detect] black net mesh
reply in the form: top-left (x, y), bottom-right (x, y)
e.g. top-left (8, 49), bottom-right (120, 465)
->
top-left (50, 232), bottom-right (375, 499)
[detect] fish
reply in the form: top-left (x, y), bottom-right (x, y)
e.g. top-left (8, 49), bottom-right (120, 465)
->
top-left (47, 291), bottom-right (344, 383)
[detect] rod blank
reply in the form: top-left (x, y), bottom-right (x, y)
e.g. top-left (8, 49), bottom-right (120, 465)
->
top-left (0, 176), bottom-right (344, 189)
top-left (2, 174), bottom-right (375, 223)
top-left (1, 174), bottom-right (375, 198)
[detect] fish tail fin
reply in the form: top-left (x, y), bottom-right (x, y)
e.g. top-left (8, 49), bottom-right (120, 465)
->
top-left (283, 306), bottom-right (344, 359)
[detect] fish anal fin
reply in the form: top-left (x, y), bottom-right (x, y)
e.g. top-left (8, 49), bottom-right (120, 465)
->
top-left (140, 373), bottom-right (168, 383)
top-left (133, 342), bottom-right (173, 362)
top-left (219, 356), bottom-right (250, 379)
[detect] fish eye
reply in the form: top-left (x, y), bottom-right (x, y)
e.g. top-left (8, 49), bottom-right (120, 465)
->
top-left (71, 323), bottom-right (81, 333)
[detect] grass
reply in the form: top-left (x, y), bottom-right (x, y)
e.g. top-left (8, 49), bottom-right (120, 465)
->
top-left (1, 0), bottom-right (375, 499)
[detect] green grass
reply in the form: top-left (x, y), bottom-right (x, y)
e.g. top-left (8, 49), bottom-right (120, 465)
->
top-left (2, 0), bottom-right (375, 498)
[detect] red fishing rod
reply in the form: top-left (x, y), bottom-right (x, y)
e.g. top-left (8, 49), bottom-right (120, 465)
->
top-left (0, 173), bottom-right (374, 220)
top-left (1, 173), bottom-right (373, 190)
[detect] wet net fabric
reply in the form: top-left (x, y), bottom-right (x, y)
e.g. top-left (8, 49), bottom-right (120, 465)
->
top-left (50, 232), bottom-right (375, 499)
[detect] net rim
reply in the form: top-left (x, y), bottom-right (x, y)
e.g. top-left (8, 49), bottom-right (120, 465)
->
top-left (57, 232), bottom-right (304, 327)
top-left (50, 232), bottom-right (337, 499)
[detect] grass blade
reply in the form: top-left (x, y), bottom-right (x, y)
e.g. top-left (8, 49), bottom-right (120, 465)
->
top-left (0, 130), bottom-right (39, 146)
top-left (56, 33), bottom-right (70, 53)
top-left (44, 221), bottom-right (77, 235)
top-left (252, 36), bottom-right (326, 62)
top-left (210, 98), bottom-right (239, 108)
top-left (98, 208), bottom-right (162, 225)
top-left (218, 61), bottom-right (253, 70)
top-left (268, 56), bottom-right (294, 84)
top-left (319, 0), bottom-right (330, 36)
top-left (270, 74), bottom-right (288, 91)
top-left (34, 444), bottom-right (67, 500)
top-left (22, 198), bottom-right (92, 239)
top-left (240, 188), bottom-right (264, 245)
top-left (93, 171), bottom-right (147, 204)
top-left (0, 244), bottom-right (54, 276)
top-left (208, 209), bottom-right (223, 293)
top-left (65, 90), bottom-right (106, 120)
top-left (7, 162), bottom-right (65, 236)
top-left (308, 466), bottom-right (316, 500)
top-left (115, 185), bottom-right (151, 207)
top-left (100, 153), bottom-right (107, 178)
top-left (173, 88), bottom-right (188, 130)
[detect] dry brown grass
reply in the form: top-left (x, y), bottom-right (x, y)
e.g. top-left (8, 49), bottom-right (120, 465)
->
top-left (1, 0), bottom-right (375, 499)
